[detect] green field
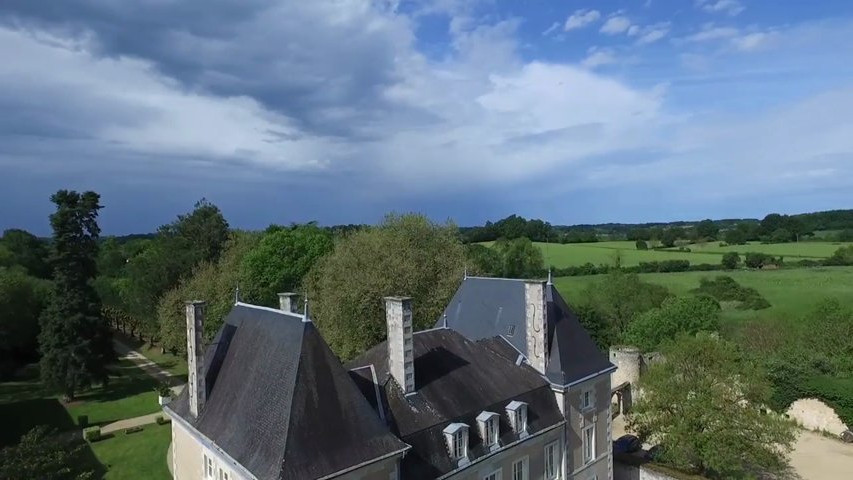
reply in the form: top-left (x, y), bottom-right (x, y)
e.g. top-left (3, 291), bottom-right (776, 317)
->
top-left (533, 241), bottom-right (726, 268)
top-left (553, 266), bottom-right (853, 326)
top-left (506, 241), bottom-right (849, 269)
top-left (661, 240), bottom-right (850, 259)
top-left (91, 423), bottom-right (171, 480)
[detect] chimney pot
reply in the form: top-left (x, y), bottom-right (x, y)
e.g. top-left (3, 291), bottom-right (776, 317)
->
top-left (185, 300), bottom-right (207, 418)
top-left (384, 296), bottom-right (415, 394)
top-left (278, 292), bottom-right (299, 313)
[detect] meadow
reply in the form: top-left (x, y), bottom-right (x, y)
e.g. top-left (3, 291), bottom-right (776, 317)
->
top-left (553, 266), bottom-right (853, 326)
top-left (522, 241), bottom-right (848, 268)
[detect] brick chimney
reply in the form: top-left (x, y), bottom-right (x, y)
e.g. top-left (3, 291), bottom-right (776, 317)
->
top-left (384, 296), bottom-right (415, 394)
top-left (278, 292), bottom-right (299, 313)
top-left (185, 301), bottom-right (206, 418)
top-left (524, 281), bottom-right (548, 374)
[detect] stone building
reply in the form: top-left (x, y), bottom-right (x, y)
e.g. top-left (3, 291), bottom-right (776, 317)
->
top-left (164, 276), bottom-right (615, 480)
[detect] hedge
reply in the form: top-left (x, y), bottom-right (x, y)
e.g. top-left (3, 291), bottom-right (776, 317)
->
top-left (83, 426), bottom-right (101, 442)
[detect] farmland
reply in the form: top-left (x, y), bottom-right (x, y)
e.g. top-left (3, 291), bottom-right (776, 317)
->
top-left (553, 266), bottom-right (853, 326)
top-left (522, 241), bottom-right (848, 268)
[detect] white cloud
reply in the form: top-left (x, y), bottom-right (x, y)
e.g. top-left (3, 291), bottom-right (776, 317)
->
top-left (684, 25), bottom-right (739, 42)
top-left (696, 0), bottom-right (745, 16)
top-left (581, 48), bottom-right (618, 69)
top-left (564, 9), bottom-right (601, 31)
top-left (542, 22), bottom-right (561, 36)
top-left (732, 31), bottom-right (778, 51)
top-left (633, 23), bottom-right (671, 45)
top-left (600, 16), bottom-right (632, 35)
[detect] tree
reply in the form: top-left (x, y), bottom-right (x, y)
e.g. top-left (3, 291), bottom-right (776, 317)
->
top-left (0, 229), bottom-right (50, 278)
top-left (635, 240), bottom-right (648, 250)
top-left (627, 333), bottom-right (796, 479)
top-left (0, 270), bottom-right (51, 378)
top-left (158, 232), bottom-right (260, 353)
top-left (721, 251), bottom-right (740, 269)
top-left (494, 237), bottom-right (544, 278)
top-left (0, 426), bottom-right (94, 480)
top-left (660, 229), bottom-right (678, 248)
top-left (578, 271), bottom-right (671, 340)
top-left (770, 228), bottom-right (793, 243)
top-left (723, 228), bottom-right (747, 245)
top-left (38, 190), bottom-right (112, 400)
top-left (826, 245), bottom-right (853, 266)
top-left (621, 296), bottom-right (720, 351)
top-left (303, 214), bottom-right (465, 360)
top-left (695, 219), bottom-right (718, 240)
top-left (464, 243), bottom-right (503, 277)
top-left (240, 224), bottom-right (333, 306)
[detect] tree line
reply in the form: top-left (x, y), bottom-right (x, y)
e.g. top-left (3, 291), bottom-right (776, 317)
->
top-left (460, 209), bottom-right (853, 245)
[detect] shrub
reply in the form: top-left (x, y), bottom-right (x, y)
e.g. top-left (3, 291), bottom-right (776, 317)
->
top-left (156, 415), bottom-right (169, 425)
top-left (825, 245), bottom-right (853, 266)
top-left (692, 276), bottom-right (770, 310)
top-left (721, 252), bottom-right (740, 270)
top-left (635, 240), bottom-right (648, 250)
top-left (124, 426), bottom-right (143, 435)
top-left (83, 426), bottom-right (101, 442)
top-left (744, 252), bottom-right (777, 269)
top-left (77, 415), bottom-right (89, 428)
top-left (154, 382), bottom-right (172, 397)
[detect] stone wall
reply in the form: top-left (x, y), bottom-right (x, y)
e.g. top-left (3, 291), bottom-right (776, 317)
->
top-left (786, 398), bottom-right (849, 436)
top-left (613, 455), bottom-right (704, 480)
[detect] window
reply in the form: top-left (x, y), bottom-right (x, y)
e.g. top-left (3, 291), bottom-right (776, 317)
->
top-left (203, 454), bottom-right (215, 479)
top-left (544, 441), bottom-right (560, 480)
top-left (219, 470), bottom-right (230, 480)
top-left (506, 401), bottom-right (528, 434)
top-left (484, 468), bottom-right (502, 480)
top-left (452, 431), bottom-right (466, 458)
top-left (581, 389), bottom-right (592, 410)
top-left (443, 423), bottom-right (469, 459)
top-left (512, 457), bottom-right (529, 480)
top-left (583, 424), bottom-right (595, 464)
top-left (477, 411), bottom-right (499, 447)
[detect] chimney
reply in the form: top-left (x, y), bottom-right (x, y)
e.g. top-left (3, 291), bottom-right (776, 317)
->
top-left (278, 292), bottom-right (299, 313)
top-left (384, 296), bottom-right (415, 394)
top-left (524, 281), bottom-right (548, 374)
top-left (185, 301), bottom-right (206, 418)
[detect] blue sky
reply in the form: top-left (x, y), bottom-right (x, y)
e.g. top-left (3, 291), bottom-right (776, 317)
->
top-left (1, 0), bottom-right (852, 234)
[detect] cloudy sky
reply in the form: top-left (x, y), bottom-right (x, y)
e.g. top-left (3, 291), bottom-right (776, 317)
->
top-left (2, 0), bottom-right (852, 234)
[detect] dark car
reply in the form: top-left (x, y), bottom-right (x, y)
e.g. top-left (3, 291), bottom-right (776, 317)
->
top-left (613, 434), bottom-right (641, 454)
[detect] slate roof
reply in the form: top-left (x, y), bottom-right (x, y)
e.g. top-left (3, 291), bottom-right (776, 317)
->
top-left (347, 328), bottom-right (565, 480)
top-left (436, 277), bottom-right (614, 385)
top-left (166, 303), bottom-right (408, 480)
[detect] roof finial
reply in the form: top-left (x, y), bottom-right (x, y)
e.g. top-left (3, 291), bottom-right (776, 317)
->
top-left (235, 282), bottom-right (241, 304)
top-left (302, 296), bottom-right (311, 323)
top-left (442, 312), bottom-right (448, 329)
top-left (547, 268), bottom-right (552, 285)
top-left (464, 265), bottom-right (468, 280)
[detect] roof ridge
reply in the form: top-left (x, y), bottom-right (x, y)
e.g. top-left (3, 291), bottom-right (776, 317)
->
top-left (234, 301), bottom-right (303, 320)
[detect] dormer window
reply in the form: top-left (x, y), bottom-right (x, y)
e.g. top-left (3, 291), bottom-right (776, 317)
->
top-left (581, 389), bottom-right (593, 411)
top-left (506, 400), bottom-right (528, 434)
top-left (476, 411), bottom-right (500, 448)
top-left (442, 423), bottom-right (469, 460)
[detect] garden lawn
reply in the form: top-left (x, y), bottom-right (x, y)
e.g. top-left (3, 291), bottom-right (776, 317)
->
top-left (554, 266), bottom-right (853, 327)
top-left (114, 331), bottom-right (188, 379)
top-left (0, 359), bottom-right (161, 447)
top-left (90, 422), bottom-right (172, 480)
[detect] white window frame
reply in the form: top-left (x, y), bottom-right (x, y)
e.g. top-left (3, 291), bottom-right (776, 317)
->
top-left (486, 416), bottom-right (498, 445)
top-left (582, 424), bottom-right (596, 464)
top-left (512, 456), bottom-right (529, 480)
top-left (452, 431), bottom-right (467, 458)
top-left (581, 389), bottom-right (593, 411)
top-left (544, 440), bottom-right (560, 480)
top-left (203, 453), bottom-right (215, 480)
top-left (483, 468), bottom-right (502, 480)
top-left (515, 409), bottom-right (526, 433)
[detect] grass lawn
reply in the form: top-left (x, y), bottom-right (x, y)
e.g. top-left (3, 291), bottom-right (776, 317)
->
top-left (90, 422), bottom-right (172, 480)
top-left (114, 331), bottom-right (188, 379)
top-left (0, 359), bottom-right (162, 447)
top-left (553, 266), bottom-right (853, 326)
